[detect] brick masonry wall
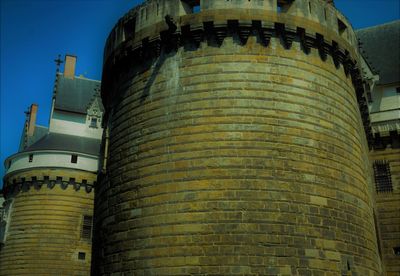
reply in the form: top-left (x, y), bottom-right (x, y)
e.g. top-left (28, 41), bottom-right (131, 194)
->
top-left (0, 169), bottom-right (95, 276)
top-left (94, 34), bottom-right (382, 275)
top-left (370, 148), bottom-right (400, 276)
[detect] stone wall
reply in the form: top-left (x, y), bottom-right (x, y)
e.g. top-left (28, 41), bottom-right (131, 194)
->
top-left (0, 169), bottom-right (95, 276)
top-left (94, 0), bottom-right (381, 275)
top-left (370, 148), bottom-right (400, 275)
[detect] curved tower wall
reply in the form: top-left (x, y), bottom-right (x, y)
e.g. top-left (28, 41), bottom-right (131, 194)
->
top-left (96, 0), bottom-right (381, 274)
top-left (0, 168), bottom-right (95, 276)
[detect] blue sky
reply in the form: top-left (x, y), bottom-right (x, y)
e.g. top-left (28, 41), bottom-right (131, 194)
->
top-left (0, 0), bottom-right (399, 183)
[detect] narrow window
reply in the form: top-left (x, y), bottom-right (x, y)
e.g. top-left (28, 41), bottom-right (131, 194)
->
top-left (81, 215), bottom-right (93, 240)
top-left (78, 252), bottom-right (86, 260)
top-left (29, 154), bottom-right (33, 162)
top-left (338, 18), bottom-right (347, 35)
top-left (396, 87), bottom-right (400, 94)
top-left (394, 247), bottom-right (400, 256)
top-left (324, 8), bottom-right (327, 20)
top-left (90, 117), bottom-right (98, 128)
top-left (308, 2), bottom-right (312, 14)
top-left (277, 0), bottom-right (293, 12)
top-left (124, 17), bottom-right (136, 40)
top-left (373, 160), bottom-right (393, 192)
top-left (181, 0), bottom-right (200, 13)
top-left (71, 155), bottom-right (78, 164)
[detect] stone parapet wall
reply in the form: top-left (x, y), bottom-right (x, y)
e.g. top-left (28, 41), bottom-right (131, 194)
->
top-left (104, 0), bottom-right (357, 62)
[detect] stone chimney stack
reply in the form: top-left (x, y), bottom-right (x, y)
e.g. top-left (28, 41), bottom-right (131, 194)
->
top-left (64, 55), bottom-right (77, 79)
top-left (27, 104), bottom-right (38, 137)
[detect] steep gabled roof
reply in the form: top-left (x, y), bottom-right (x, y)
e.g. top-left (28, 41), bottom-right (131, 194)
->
top-left (54, 74), bottom-right (103, 114)
top-left (356, 20), bottom-right (400, 85)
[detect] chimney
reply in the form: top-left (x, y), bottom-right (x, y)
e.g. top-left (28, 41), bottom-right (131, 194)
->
top-left (27, 104), bottom-right (38, 137)
top-left (64, 54), bottom-right (77, 79)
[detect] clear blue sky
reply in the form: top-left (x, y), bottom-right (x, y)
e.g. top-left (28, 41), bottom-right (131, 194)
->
top-left (1, 0), bottom-right (399, 184)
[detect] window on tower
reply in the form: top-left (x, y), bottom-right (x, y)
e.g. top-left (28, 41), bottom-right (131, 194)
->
top-left (78, 252), bottom-right (86, 260)
top-left (124, 17), bottom-right (136, 40)
top-left (81, 215), bottom-right (93, 240)
top-left (338, 18), bottom-right (347, 35)
top-left (277, 0), bottom-right (293, 13)
top-left (373, 160), bottom-right (393, 193)
top-left (181, 0), bottom-right (200, 14)
top-left (71, 155), bottom-right (78, 164)
top-left (90, 117), bottom-right (98, 128)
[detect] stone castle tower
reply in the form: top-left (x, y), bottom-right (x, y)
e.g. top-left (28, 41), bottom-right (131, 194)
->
top-left (94, 0), bottom-right (384, 274)
top-left (93, 0), bottom-right (383, 274)
top-left (0, 55), bottom-right (103, 276)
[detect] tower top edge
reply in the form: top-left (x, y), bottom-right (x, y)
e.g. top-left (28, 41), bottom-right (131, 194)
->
top-left (105, 0), bottom-right (355, 60)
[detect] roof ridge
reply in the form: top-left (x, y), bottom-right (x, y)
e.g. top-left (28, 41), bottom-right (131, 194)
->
top-left (356, 20), bottom-right (400, 32)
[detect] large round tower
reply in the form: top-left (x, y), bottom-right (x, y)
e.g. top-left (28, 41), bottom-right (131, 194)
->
top-left (95, 0), bottom-right (381, 274)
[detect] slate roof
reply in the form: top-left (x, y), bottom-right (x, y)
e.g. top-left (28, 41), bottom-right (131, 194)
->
top-left (54, 74), bottom-right (103, 114)
top-left (22, 133), bottom-right (101, 156)
top-left (18, 125), bottom-right (48, 152)
top-left (356, 20), bottom-right (400, 85)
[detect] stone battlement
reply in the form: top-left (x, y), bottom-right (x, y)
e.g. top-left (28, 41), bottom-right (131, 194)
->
top-left (101, 0), bottom-right (372, 146)
top-left (104, 0), bottom-right (356, 62)
top-left (2, 168), bottom-right (96, 199)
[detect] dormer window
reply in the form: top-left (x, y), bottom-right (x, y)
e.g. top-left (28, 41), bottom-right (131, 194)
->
top-left (90, 118), bottom-right (98, 128)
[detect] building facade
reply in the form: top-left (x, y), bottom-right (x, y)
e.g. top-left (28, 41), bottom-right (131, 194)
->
top-left (94, 0), bottom-right (383, 275)
top-left (0, 55), bottom-right (104, 276)
top-left (357, 20), bottom-right (400, 276)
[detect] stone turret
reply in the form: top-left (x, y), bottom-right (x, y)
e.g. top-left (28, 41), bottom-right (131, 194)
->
top-left (0, 55), bottom-right (103, 276)
top-left (94, 0), bottom-right (381, 275)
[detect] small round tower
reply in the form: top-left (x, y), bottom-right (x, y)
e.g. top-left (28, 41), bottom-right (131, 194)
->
top-left (95, 0), bottom-right (381, 274)
top-left (0, 56), bottom-right (103, 276)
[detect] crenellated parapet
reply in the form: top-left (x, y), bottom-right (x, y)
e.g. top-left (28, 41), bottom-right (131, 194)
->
top-left (2, 168), bottom-right (96, 199)
top-left (101, 0), bottom-right (372, 146)
top-left (104, 0), bottom-right (356, 62)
